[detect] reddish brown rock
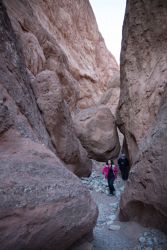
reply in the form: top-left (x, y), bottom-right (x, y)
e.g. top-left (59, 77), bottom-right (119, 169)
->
top-left (117, 0), bottom-right (167, 232)
top-left (0, 3), bottom-right (98, 249)
top-left (32, 70), bottom-right (92, 176)
top-left (117, 0), bottom-right (167, 163)
top-left (1, 0), bottom-right (92, 177)
top-left (4, 0), bottom-right (118, 111)
top-left (0, 130), bottom-right (98, 250)
top-left (119, 88), bottom-right (167, 233)
top-left (74, 105), bottom-right (120, 162)
top-left (3, 0), bottom-right (119, 176)
top-left (99, 72), bottom-right (120, 116)
top-left (0, 1), bottom-right (51, 147)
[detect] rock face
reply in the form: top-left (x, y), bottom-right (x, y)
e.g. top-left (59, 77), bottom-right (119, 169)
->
top-left (117, 0), bottom-right (167, 164)
top-left (117, 0), bottom-right (167, 232)
top-left (0, 2), bottom-right (98, 249)
top-left (119, 89), bottom-right (167, 233)
top-left (0, 130), bottom-right (98, 250)
top-left (4, 0), bottom-right (118, 111)
top-left (2, 0), bottom-right (93, 177)
top-left (99, 72), bottom-right (120, 116)
top-left (74, 106), bottom-right (120, 162)
top-left (31, 70), bottom-right (92, 177)
top-left (3, 0), bottom-right (119, 175)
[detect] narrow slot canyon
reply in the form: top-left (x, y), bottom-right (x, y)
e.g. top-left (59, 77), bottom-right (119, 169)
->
top-left (0, 0), bottom-right (167, 250)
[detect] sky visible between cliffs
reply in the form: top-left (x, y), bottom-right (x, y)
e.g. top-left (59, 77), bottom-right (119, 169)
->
top-left (90, 0), bottom-right (126, 64)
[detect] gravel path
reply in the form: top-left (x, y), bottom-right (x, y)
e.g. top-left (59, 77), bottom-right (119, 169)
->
top-left (70, 164), bottom-right (167, 250)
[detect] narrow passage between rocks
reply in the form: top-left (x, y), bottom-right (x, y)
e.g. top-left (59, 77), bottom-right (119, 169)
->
top-left (71, 161), bottom-right (167, 250)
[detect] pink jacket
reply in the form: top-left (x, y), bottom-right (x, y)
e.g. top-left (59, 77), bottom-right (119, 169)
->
top-left (102, 165), bottom-right (109, 179)
top-left (112, 165), bottom-right (118, 178)
top-left (102, 165), bottom-right (118, 179)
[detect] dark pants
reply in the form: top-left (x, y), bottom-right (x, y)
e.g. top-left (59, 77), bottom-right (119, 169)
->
top-left (120, 166), bottom-right (129, 180)
top-left (107, 178), bottom-right (115, 194)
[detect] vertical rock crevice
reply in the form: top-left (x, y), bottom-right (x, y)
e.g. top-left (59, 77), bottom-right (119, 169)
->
top-left (117, 0), bottom-right (167, 232)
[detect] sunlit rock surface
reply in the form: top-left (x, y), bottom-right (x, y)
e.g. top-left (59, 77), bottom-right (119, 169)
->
top-left (117, 0), bottom-right (167, 232)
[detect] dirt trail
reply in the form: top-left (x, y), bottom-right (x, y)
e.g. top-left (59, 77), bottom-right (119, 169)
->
top-left (70, 163), bottom-right (167, 250)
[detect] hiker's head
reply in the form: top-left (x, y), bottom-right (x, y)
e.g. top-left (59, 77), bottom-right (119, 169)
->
top-left (108, 160), bottom-right (112, 166)
top-left (106, 160), bottom-right (109, 165)
top-left (121, 153), bottom-right (126, 158)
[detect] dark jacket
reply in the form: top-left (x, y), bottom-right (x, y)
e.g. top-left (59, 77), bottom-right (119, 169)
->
top-left (118, 156), bottom-right (129, 180)
top-left (107, 167), bottom-right (115, 180)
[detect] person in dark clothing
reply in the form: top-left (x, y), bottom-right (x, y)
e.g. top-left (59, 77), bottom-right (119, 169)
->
top-left (106, 160), bottom-right (116, 195)
top-left (117, 153), bottom-right (130, 180)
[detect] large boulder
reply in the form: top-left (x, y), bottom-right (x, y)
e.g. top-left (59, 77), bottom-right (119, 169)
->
top-left (32, 70), bottom-right (92, 177)
top-left (74, 106), bottom-right (120, 162)
top-left (0, 130), bottom-right (98, 250)
top-left (117, 0), bottom-right (167, 231)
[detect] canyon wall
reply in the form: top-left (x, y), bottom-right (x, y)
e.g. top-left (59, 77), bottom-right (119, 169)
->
top-left (4, 0), bottom-right (118, 112)
top-left (117, 0), bottom-right (167, 232)
top-left (0, 0), bottom-right (120, 248)
top-left (0, 0), bottom-right (124, 248)
top-left (4, 0), bottom-right (120, 164)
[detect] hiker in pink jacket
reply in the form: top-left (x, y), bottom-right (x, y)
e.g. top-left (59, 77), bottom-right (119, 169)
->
top-left (102, 161), bottom-right (109, 179)
top-left (102, 160), bottom-right (117, 195)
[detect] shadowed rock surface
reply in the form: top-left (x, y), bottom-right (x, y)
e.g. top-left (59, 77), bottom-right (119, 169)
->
top-left (117, 0), bottom-right (167, 163)
top-left (0, 130), bottom-right (98, 250)
top-left (0, 2), bottom-right (98, 249)
top-left (117, 0), bottom-right (167, 232)
top-left (74, 106), bottom-right (120, 162)
top-left (119, 88), bottom-right (167, 233)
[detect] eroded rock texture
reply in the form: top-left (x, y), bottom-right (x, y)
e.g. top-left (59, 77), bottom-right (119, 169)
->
top-left (117, 0), bottom-right (167, 163)
top-left (0, 2), bottom-right (98, 249)
top-left (4, 0), bottom-right (119, 172)
top-left (119, 88), bottom-right (167, 233)
top-left (117, 0), bottom-right (167, 232)
top-left (31, 70), bottom-right (92, 177)
top-left (4, 0), bottom-right (118, 111)
top-left (0, 130), bottom-right (98, 250)
top-left (99, 72), bottom-right (120, 116)
top-left (3, 0), bottom-right (95, 177)
top-left (74, 106), bottom-right (120, 162)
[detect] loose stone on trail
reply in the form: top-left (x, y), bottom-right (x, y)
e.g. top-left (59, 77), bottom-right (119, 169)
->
top-left (108, 225), bottom-right (121, 231)
top-left (79, 163), bottom-right (167, 250)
